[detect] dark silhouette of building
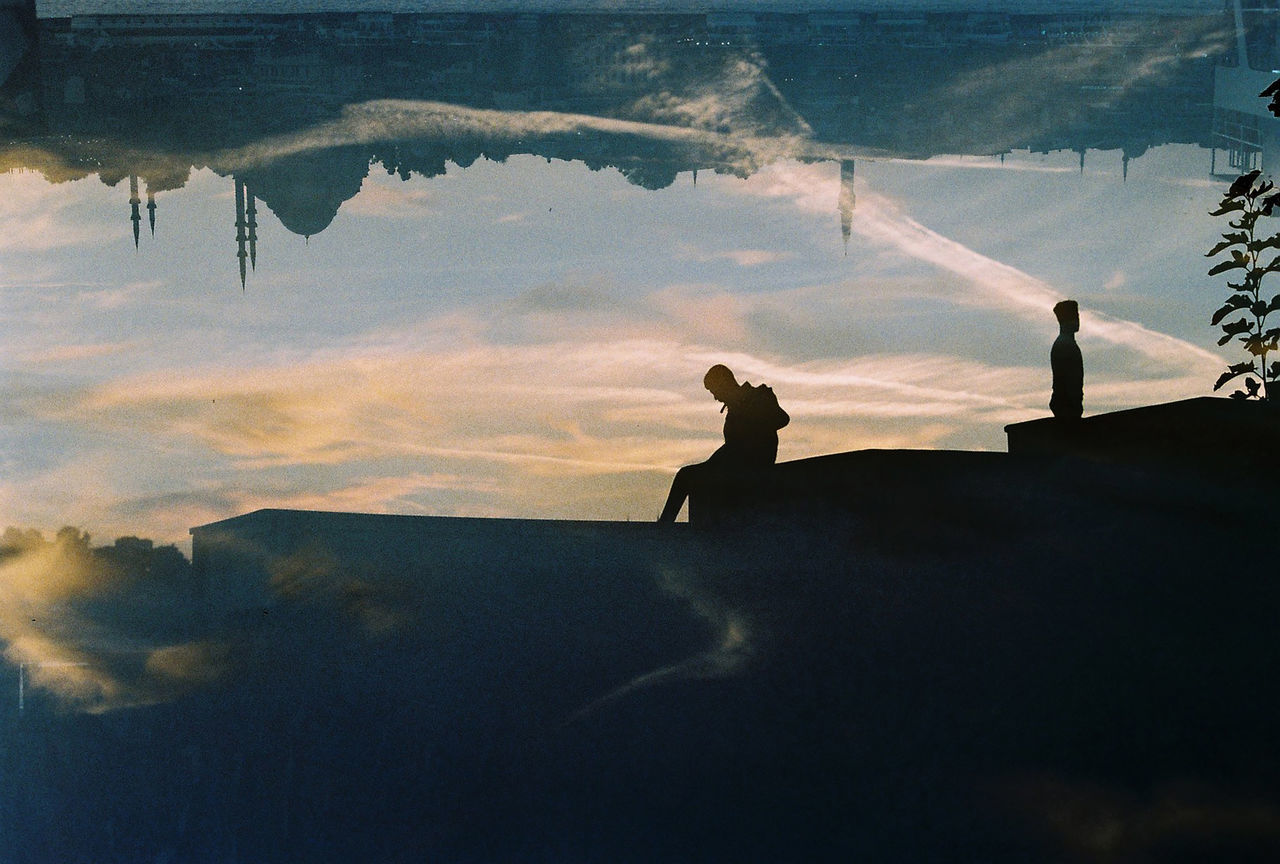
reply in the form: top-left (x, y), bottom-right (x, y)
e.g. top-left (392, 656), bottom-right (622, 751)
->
top-left (0, 8), bottom-right (1235, 285)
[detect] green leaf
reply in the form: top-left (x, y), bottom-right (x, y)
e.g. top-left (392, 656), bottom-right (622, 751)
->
top-left (1208, 238), bottom-right (1244, 257)
top-left (1212, 294), bottom-right (1254, 325)
top-left (1211, 201), bottom-right (1246, 216)
top-left (1221, 317), bottom-right (1253, 337)
top-left (1249, 236), bottom-right (1280, 253)
top-left (1209, 260), bottom-right (1247, 276)
top-left (1228, 170), bottom-right (1262, 198)
top-left (1215, 363), bottom-right (1255, 390)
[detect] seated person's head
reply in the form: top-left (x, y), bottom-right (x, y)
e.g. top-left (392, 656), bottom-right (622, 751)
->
top-left (703, 364), bottom-right (738, 402)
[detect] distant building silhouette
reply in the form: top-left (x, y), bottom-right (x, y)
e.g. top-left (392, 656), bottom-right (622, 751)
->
top-left (2, 8), bottom-right (1235, 284)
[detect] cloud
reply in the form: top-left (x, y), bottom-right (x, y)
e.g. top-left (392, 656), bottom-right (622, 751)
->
top-left (626, 50), bottom-right (813, 139)
top-left (45, 332), bottom-right (1045, 472)
top-left (144, 641), bottom-right (231, 686)
top-left (840, 185), bottom-right (1221, 375)
top-left (677, 245), bottom-right (795, 267)
top-left (0, 535), bottom-right (229, 712)
top-left (710, 159), bottom-right (1215, 388)
top-left (569, 564), bottom-right (755, 721)
top-left (14, 300), bottom-right (1075, 541)
top-left (934, 17), bottom-right (1233, 154)
top-left (339, 174), bottom-right (435, 216)
top-left (207, 93), bottom-right (873, 189)
top-left (996, 775), bottom-right (1280, 862)
top-left (19, 341), bottom-right (140, 364)
top-left (888, 155), bottom-right (1078, 174)
top-left (1103, 271), bottom-right (1128, 292)
top-left (254, 472), bottom-right (504, 515)
top-left (0, 172), bottom-right (110, 253)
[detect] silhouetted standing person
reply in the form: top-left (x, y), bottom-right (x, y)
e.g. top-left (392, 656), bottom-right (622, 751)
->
top-left (658, 365), bottom-right (789, 523)
top-left (1050, 300), bottom-right (1083, 421)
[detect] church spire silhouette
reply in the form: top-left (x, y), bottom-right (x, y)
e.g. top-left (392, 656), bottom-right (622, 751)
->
top-left (246, 185), bottom-right (258, 272)
top-left (838, 159), bottom-right (855, 255)
top-left (129, 174), bottom-right (141, 249)
top-left (146, 185), bottom-right (156, 235)
top-left (235, 177), bottom-right (248, 290)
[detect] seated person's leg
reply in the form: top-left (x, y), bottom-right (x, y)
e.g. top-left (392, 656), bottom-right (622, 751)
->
top-left (658, 463), bottom-right (700, 523)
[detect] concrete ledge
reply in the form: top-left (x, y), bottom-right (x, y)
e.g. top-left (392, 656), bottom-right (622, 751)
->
top-left (191, 509), bottom-right (692, 616)
top-left (1004, 396), bottom-right (1280, 477)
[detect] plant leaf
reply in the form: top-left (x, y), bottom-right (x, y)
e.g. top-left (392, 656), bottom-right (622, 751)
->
top-left (1209, 260), bottom-right (1247, 276)
top-left (1215, 363), bottom-right (1255, 390)
top-left (1220, 318), bottom-right (1253, 340)
top-left (1212, 294), bottom-right (1254, 325)
top-left (1228, 170), bottom-right (1262, 198)
top-left (1208, 238), bottom-right (1244, 257)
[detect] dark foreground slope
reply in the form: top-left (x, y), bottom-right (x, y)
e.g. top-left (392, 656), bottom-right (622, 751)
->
top-left (3, 452), bottom-right (1279, 863)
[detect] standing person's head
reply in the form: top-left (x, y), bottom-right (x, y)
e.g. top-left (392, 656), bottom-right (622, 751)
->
top-left (1053, 300), bottom-right (1079, 334)
top-left (703, 364), bottom-right (739, 404)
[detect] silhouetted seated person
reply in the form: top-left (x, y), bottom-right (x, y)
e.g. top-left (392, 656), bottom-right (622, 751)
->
top-left (1050, 299), bottom-right (1083, 422)
top-left (658, 364), bottom-right (790, 523)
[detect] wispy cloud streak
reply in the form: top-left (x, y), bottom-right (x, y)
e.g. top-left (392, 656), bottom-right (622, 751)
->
top-left (849, 188), bottom-right (1221, 371)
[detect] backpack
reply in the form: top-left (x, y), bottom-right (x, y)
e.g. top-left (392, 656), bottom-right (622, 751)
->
top-left (743, 382), bottom-right (789, 431)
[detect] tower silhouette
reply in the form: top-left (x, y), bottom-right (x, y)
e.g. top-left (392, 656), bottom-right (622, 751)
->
top-left (129, 174), bottom-right (141, 249)
top-left (839, 159), bottom-right (855, 255)
top-left (235, 177), bottom-right (248, 289)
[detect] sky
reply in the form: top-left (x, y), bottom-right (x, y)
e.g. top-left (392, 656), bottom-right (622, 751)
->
top-left (1, 141), bottom-right (1229, 550)
top-left (0, 3), bottom-right (1252, 549)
